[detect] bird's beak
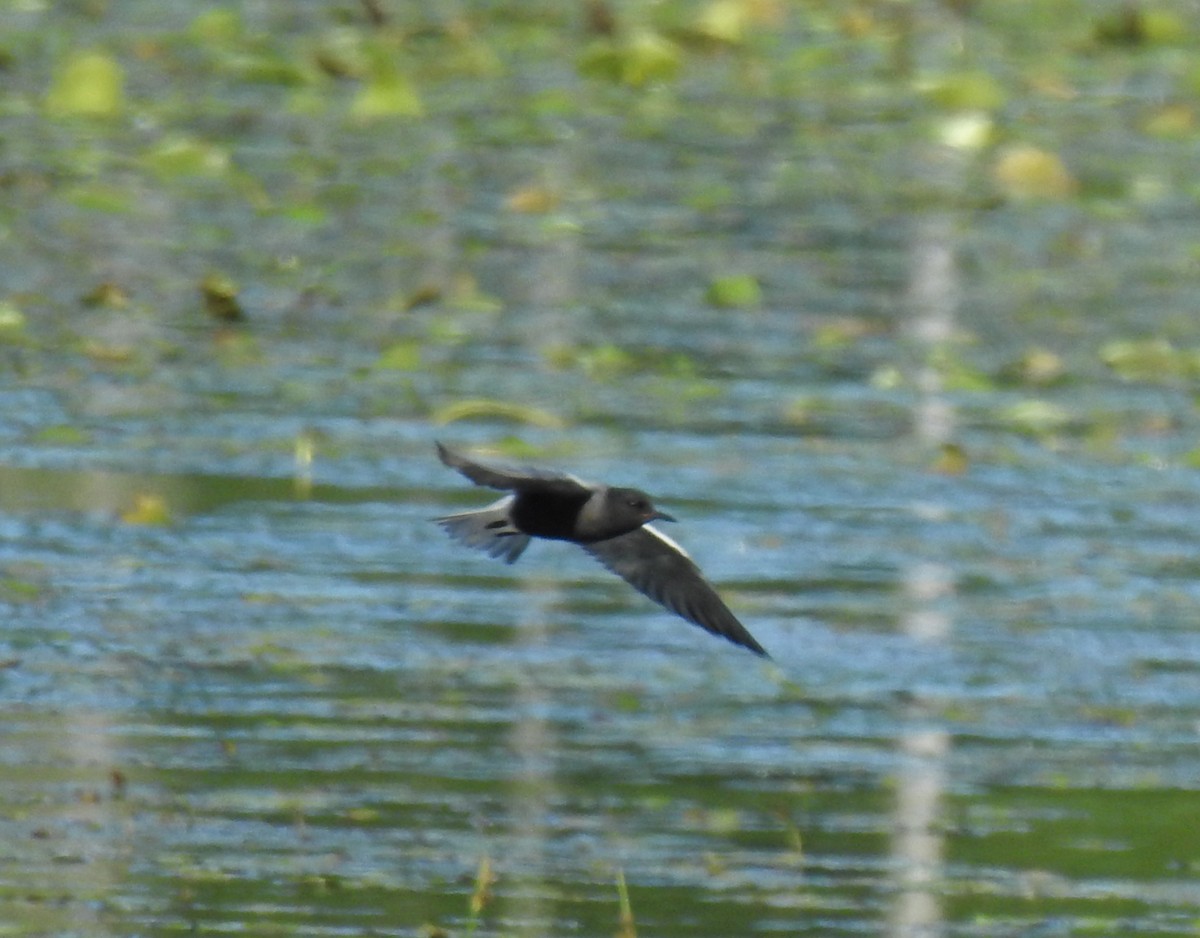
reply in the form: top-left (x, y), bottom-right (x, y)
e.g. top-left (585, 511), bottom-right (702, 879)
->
top-left (651, 510), bottom-right (676, 523)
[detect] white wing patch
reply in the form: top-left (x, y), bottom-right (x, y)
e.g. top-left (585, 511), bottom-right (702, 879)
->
top-left (642, 523), bottom-right (693, 561)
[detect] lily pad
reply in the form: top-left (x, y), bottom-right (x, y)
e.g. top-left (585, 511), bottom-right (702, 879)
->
top-left (993, 145), bottom-right (1077, 201)
top-left (705, 273), bottom-right (762, 308)
top-left (1101, 337), bottom-right (1200, 383)
top-left (46, 50), bottom-right (124, 118)
top-left (351, 47), bottom-right (424, 120)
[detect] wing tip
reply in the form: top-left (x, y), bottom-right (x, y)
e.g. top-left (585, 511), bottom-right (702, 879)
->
top-left (740, 633), bottom-right (771, 659)
top-left (707, 610), bottom-right (771, 658)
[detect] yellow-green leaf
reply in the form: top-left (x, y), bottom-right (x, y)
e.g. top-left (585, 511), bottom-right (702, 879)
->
top-left (432, 399), bottom-right (564, 428)
top-left (46, 51), bottom-right (124, 117)
top-left (993, 146), bottom-right (1076, 201)
top-left (352, 52), bottom-right (423, 120)
top-left (705, 273), bottom-right (761, 308)
top-left (375, 340), bottom-right (422, 370)
top-left (121, 494), bottom-right (172, 526)
top-left (579, 30), bottom-right (681, 87)
top-left (147, 135), bottom-right (232, 178)
top-left (921, 70), bottom-right (1006, 112)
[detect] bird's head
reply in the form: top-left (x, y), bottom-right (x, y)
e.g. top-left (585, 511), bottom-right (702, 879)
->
top-left (612, 487), bottom-right (675, 526)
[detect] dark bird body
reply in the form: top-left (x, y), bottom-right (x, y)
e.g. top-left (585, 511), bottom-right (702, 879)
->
top-left (510, 489), bottom-right (589, 541)
top-left (435, 443), bottom-right (768, 657)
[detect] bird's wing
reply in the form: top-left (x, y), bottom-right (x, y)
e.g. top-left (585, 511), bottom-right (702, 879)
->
top-left (436, 442), bottom-right (586, 494)
top-left (583, 525), bottom-right (769, 657)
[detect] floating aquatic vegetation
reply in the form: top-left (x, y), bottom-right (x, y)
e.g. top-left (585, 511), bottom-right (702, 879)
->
top-left (120, 493), bottom-right (172, 525)
top-left (432, 399), bottom-right (565, 428)
top-left (46, 50), bottom-right (124, 118)
top-left (993, 145), bottom-right (1077, 201)
top-left (351, 43), bottom-right (424, 119)
top-left (579, 29), bottom-right (682, 88)
top-left (705, 273), bottom-right (761, 309)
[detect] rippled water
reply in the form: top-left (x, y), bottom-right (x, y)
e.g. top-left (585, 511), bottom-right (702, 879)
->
top-left (5, 441), bottom-right (1200, 936)
top-left (3, 3), bottom-right (1200, 937)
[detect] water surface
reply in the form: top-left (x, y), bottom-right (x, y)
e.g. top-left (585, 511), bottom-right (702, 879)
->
top-left (2, 3), bottom-right (1200, 937)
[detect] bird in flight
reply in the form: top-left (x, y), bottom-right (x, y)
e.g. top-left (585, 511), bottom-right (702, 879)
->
top-left (435, 442), bottom-right (768, 657)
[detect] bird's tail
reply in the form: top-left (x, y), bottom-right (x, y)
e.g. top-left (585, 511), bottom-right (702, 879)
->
top-left (435, 495), bottom-right (531, 564)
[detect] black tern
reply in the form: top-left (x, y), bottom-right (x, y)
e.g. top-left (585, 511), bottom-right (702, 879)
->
top-left (435, 442), bottom-right (768, 657)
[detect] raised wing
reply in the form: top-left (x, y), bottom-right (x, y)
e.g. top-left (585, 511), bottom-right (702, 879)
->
top-left (436, 442), bottom-right (587, 496)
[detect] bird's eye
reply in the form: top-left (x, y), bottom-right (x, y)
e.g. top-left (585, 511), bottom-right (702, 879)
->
top-left (628, 498), bottom-right (646, 511)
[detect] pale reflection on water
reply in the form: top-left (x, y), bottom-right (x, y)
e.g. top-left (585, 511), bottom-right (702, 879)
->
top-left (509, 586), bottom-right (559, 937)
top-left (889, 137), bottom-right (967, 936)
